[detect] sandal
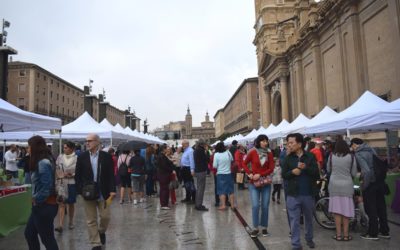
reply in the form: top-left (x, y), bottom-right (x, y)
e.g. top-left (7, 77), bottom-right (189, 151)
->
top-left (332, 235), bottom-right (342, 241)
top-left (343, 235), bottom-right (352, 241)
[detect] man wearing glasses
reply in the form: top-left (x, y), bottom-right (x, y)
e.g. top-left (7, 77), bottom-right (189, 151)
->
top-left (75, 134), bottom-right (116, 250)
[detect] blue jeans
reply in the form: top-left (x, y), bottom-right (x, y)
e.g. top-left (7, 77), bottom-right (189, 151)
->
top-left (248, 183), bottom-right (271, 228)
top-left (25, 203), bottom-right (58, 250)
top-left (286, 195), bottom-right (315, 249)
top-left (146, 171), bottom-right (155, 196)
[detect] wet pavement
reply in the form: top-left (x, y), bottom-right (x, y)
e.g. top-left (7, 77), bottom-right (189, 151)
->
top-left (1, 176), bottom-right (400, 250)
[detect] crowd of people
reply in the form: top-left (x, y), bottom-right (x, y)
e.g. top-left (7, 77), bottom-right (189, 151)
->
top-left (0, 131), bottom-right (393, 250)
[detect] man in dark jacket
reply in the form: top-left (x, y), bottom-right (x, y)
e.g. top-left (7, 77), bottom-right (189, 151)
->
top-left (75, 134), bottom-right (116, 250)
top-left (351, 138), bottom-right (390, 240)
top-left (282, 133), bottom-right (319, 250)
top-left (194, 139), bottom-right (209, 211)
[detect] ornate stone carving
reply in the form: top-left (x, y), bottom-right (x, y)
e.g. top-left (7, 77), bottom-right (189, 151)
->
top-left (271, 81), bottom-right (281, 96)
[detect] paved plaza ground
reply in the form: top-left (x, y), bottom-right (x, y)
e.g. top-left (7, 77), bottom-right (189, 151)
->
top-left (1, 176), bottom-right (399, 250)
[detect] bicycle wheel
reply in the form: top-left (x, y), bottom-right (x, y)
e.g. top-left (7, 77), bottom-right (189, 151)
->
top-left (314, 197), bottom-right (336, 229)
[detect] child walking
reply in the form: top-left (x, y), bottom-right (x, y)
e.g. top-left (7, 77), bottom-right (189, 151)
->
top-left (271, 159), bottom-right (283, 204)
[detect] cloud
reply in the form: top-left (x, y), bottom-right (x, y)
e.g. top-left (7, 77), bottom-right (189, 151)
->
top-left (1, 0), bottom-right (257, 130)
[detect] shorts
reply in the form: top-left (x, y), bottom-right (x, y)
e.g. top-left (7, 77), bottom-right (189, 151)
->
top-left (120, 175), bottom-right (132, 188)
top-left (131, 175), bottom-right (145, 192)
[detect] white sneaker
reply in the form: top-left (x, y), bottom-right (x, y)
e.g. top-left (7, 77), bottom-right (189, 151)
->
top-left (161, 206), bottom-right (171, 210)
top-left (139, 198), bottom-right (145, 203)
top-left (133, 199), bottom-right (138, 205)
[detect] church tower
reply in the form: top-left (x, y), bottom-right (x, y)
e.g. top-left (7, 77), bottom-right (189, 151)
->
top-left (201, 111), bottom-right (214, 128)
top-left (185, 106), bottom-right (192, 138)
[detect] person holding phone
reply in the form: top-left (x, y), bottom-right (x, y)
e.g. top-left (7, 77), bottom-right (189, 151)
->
top-left (282, 133), bottom-right (320, 250)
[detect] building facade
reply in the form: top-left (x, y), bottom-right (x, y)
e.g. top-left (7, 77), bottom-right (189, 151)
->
top-left (7, 61), bottom-right (133, 126)
top-left (213, 109), bottom-right (224, 138)
top-left (181, 108), bottom-right (215, 141)
top-left (222, 77), bottom-right (260, 135)
top-left (155, 108), bottom-right (215, 142)
top-left (8, 61), bottom-right (84, 124)
top-left (212, 77), bottom-right (260, 138)
top-left (254, 0), bottom-right (400, 126)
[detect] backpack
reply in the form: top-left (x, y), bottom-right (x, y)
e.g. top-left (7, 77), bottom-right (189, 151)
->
top-left (372, 154), bottom-right (388, 183)
top-left (130, 156), bottom-right (146, 175)
top-left (118, 155), bottom-right (129, 177)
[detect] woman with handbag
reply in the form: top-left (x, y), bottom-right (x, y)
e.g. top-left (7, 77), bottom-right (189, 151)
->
top-left (242, 134), bottom-right (275, 238)
top-left (55, 141), bottom-right (78, 233)
top-left (24, 135), bottom-right (59, 250)
top-left (213, 142), bottom-right (235, 210)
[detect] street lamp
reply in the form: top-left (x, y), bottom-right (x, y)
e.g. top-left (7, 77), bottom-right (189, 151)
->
top-left (1, 19), bottom-right (11, 46)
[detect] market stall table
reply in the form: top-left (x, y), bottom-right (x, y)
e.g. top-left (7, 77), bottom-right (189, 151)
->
top-left (391, 179), bottom-right (400, 213)
top-left (0, 185), bottom-right (31, 237)
top-left (0, 169), bottom-right (24, 184)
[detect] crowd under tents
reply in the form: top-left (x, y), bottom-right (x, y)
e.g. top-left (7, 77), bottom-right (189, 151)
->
top-left (1, 106), bottom-right (165, 150)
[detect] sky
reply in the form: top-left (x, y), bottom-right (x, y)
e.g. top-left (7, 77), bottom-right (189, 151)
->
top-left (1, 0), bottom-right (258, 131)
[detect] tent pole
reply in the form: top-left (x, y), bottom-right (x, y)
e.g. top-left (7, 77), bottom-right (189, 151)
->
top-left (346, 129), bottom-right (351, 138)
top-left (2, 140), bottom-right (5, 168)
top-left (59, 132), bottom-right (62, 156)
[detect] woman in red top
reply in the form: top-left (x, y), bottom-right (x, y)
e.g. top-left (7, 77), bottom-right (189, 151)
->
top-left (242, 134), bottom-right (275, 238)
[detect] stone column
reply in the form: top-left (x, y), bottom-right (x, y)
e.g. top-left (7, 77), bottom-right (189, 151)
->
top-left (263, 84), bottom-right (272, 125)
top-left (280, 73), bottom-right (289, 121)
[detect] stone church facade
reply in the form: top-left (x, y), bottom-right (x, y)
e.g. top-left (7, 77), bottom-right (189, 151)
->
top-left (254, 0), bottom-right (400, 126)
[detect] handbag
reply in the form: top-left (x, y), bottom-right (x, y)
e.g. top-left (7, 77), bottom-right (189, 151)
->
top-left (169, 180), bottom-right (179, 190)
top-left (82, 182), bottom-right (99, 200)
top-left (253, 176), bottom-right (272, 188)
top-left (236, 172), bottom-right (244, 184)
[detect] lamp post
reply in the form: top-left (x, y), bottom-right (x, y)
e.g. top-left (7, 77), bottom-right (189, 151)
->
top-left (0, 19), bottom-right (17, 100)
top-left (0, 19), bottom-right (11, 46)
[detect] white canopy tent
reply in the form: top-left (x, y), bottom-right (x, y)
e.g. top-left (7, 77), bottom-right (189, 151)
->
top-left (304, 91), bottom-right (389, 135)
top-left (0, 131), bottom-right (57, 140)
top-left (224, 134), bottom-right (244, 146)
top-left (347, 98), bottom-right (400, 132)
top-left (0, 98), bottom-right (61, 132)
top-left (239, 129), bottom-right (258, 143)
top-left (61, 112), bottom-right (125, 141)
top-left (301, 106), bottom-right (338, 134)
top-left (100, 119), bottom-right (131, 140)
top-left (263, 123), bottom-right (277, 136)
top-left (266, 119), bottom-right (290, 138)
top-left (269, 114), bottom-right (310, 139)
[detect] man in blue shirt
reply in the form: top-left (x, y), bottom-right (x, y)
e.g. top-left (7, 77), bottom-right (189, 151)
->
top-left (180, 140), bottom-right (196, 203)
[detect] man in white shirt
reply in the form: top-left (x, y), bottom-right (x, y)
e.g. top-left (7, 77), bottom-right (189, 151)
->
top-left (180, 140), bottom-right (196, 203)
top-left (4, 144), bottom-right (19, 183)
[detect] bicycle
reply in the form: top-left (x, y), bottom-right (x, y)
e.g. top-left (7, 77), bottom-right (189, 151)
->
top-left (314, 182), bottom-right (368, 231)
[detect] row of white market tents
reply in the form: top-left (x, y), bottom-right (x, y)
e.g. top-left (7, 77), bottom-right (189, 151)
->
top-left (0, 98), bottom-right (165, 145)
top-left (231, 91), bottom-right (400, 144)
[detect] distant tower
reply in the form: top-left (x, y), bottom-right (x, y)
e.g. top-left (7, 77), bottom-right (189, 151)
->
top-left (205, 111), bottom-right (210, 122)
top-left (185, 105), bottom-right (192, 138)
top-left (201, 111), bottom-right (214, 128)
